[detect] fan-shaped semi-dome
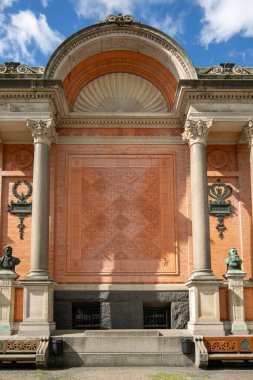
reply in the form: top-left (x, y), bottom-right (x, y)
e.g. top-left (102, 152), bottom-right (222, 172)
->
top-left (73, 73), bottom-right (168, 113)
top-left (44, 15), bottom-right (197, 112)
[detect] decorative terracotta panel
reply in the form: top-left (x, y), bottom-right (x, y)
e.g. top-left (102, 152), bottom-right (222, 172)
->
top-left (204, 337), bottom-right (253, 352)
top-left (66, 155), bottom-right (177, 278)
top-left (3, 145), bottom-right (33, 171)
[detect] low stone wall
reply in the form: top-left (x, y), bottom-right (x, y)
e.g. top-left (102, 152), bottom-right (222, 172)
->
top-left (54, 291), bottom-right (189, 330)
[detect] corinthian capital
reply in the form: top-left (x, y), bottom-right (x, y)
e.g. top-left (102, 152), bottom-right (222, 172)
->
top-left (182, 119), bottom-right (213, 146)
top-left (27, 118), bottom-right (58, 146)
top-left (241, 120), bottom-right (253, 148)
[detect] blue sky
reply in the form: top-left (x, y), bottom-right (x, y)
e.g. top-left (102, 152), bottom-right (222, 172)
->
top-left (0, 0), bottom-right (253, 68)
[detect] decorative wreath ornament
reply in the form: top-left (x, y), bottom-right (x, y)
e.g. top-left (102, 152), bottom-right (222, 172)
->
top-left (12, 180), bottom-right (32, 203)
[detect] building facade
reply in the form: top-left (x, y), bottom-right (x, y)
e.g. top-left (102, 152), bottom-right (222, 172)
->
top-left (0, 14), bottom-right (253, 337)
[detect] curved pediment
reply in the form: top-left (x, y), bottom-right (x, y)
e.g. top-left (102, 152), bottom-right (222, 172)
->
top-left (73, 73), bottom-right (168, 113)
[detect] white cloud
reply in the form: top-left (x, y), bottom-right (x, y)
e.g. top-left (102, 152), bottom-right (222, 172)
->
top-left (41, 0), bottom-right (51, 7)
top-left (149, 13), bottom-right (184, 37)
top-left (0, 9), bottom-right (64, 64)
top-left (73, 0), bottom-right (133, 19)
top-left (197, 0), bottom-right (253, 46)
top-left (72, 0), bottom-right (182, 36)
top-left (0, 0), bottom-right (16, 10)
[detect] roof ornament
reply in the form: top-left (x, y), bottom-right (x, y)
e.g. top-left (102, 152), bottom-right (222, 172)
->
top-left (0, 62), bottom-right (44, 75)
top-left (200, 63), bottom-right (252, 75)
top-left (103, 14), bottom-right (140, 24)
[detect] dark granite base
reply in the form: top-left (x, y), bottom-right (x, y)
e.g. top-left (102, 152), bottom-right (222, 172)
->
top-left (54, 291), bottom-right (189, 330)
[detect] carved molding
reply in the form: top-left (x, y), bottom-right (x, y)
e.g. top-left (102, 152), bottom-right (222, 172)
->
top-left (200, 63), bottom-right (252, 76)
top-left (27, 119), bottom-right (58, 146)
top-left (182, 119), bottom-right (213, 146)
top-left (0, 62), bottom-right (44, 75)
top-left (59, 118), bottom-right (180, 128)
top-left (241, 120), bottom-right (253, 147)
top-left (45, 26), bottom-right (195, 80)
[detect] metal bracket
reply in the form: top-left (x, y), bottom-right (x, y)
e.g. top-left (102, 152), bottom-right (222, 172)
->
top-left (8, 180), bottom-right (32, 240)
top-left (208, 179), bottom-right (234, 239)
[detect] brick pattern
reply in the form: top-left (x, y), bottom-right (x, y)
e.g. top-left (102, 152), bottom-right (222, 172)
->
top-left (1, 142), bottom-right (251, 296)
top-left (219, 287), bottom-right (229, 321)
top-left (54, 144), bottom-right (189, 283)
top-left (244, 287), bottom-right (253, 320)
top-left (67, 156), bottom-right (176, 275)
top-left (14, 288), bottom-right (23, 322)
top-left (207, 145), bottom-right (252, 279)
top-left (1, 177), bottom-right (32, 278)
top-left (0, 144), bottom-right (33, 279)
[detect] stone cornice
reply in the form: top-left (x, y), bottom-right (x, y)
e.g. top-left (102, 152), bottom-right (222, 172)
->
top-left (175, 85), bottom-right (253, 120)
top-left (27, 119), bottom-right (58, 146)
top-left (58, 117), bottom-right (181, 128)
top-left (182, 119), bottom-right (213, 146)
top-left (0, 87), bottom-right (67, 118)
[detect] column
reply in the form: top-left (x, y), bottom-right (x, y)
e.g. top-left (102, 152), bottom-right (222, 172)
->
top-left (183, 119), bottom-right (224, 336)
top-left (19, 119), bottom-right (57, 336)
top-left (182, 119), bottom-right (213, 278)
top-left (26, 119), bottom-right (57, 279)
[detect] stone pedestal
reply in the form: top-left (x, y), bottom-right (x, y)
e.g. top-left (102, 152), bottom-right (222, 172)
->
top-left (186, 278), bottom-right (225, 336)
top-left (19, 281), bottom-right (55, 336)
top-left (0, 270), bottom-right (18, 335)
top-left (225, 270), bottom-right (248, 335)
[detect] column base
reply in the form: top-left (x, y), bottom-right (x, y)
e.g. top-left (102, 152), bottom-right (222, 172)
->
top-left (231, 321), bottom-right (249, 336)
top-left (25, 269), bottom-right (52, 281)
top-left (18, 280), bottom-right (55, 337)
top-left (18, 321), bottom-right (56, 337)
top-left (190, 269), bottom-right (216, 280)
top-left (188, 321), bottom-right (225, 336)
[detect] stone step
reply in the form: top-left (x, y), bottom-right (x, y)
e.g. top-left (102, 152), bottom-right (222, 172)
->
top-left (54, 335), bottom-right (191, 354)
top-left (53, 352), bottom-right (194, 367)
top-left (50, 330), bottom-right (194, 367)
top-left (84, 329), bottom-right (161, 337)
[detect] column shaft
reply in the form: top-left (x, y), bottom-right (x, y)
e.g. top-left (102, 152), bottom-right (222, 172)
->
top-left (26, 119), bottom-right (57, 280)
top-left (182, 119), bottom-right (213, 277)
top-left (190, 142), bottom-right (211, 272)
top-left (30, 143), bottom-right (50, 275)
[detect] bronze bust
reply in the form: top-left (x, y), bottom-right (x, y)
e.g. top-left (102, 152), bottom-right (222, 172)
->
top-left (0, 246), bottom-right (20, 271)
top-left (224, 247), bottom-right (242, 271)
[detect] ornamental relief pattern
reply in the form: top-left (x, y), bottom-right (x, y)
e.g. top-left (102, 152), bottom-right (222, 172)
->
top-left (0, 340), bottom-right (40, 352)
top-left (3, 145), bottom-right (34, 171)
top-left (206, 146), bottom-right (238, 171)
top-left (67, 156), bottom-right (177, 275)
top-left (204, 337), bottom-right (253, 352)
